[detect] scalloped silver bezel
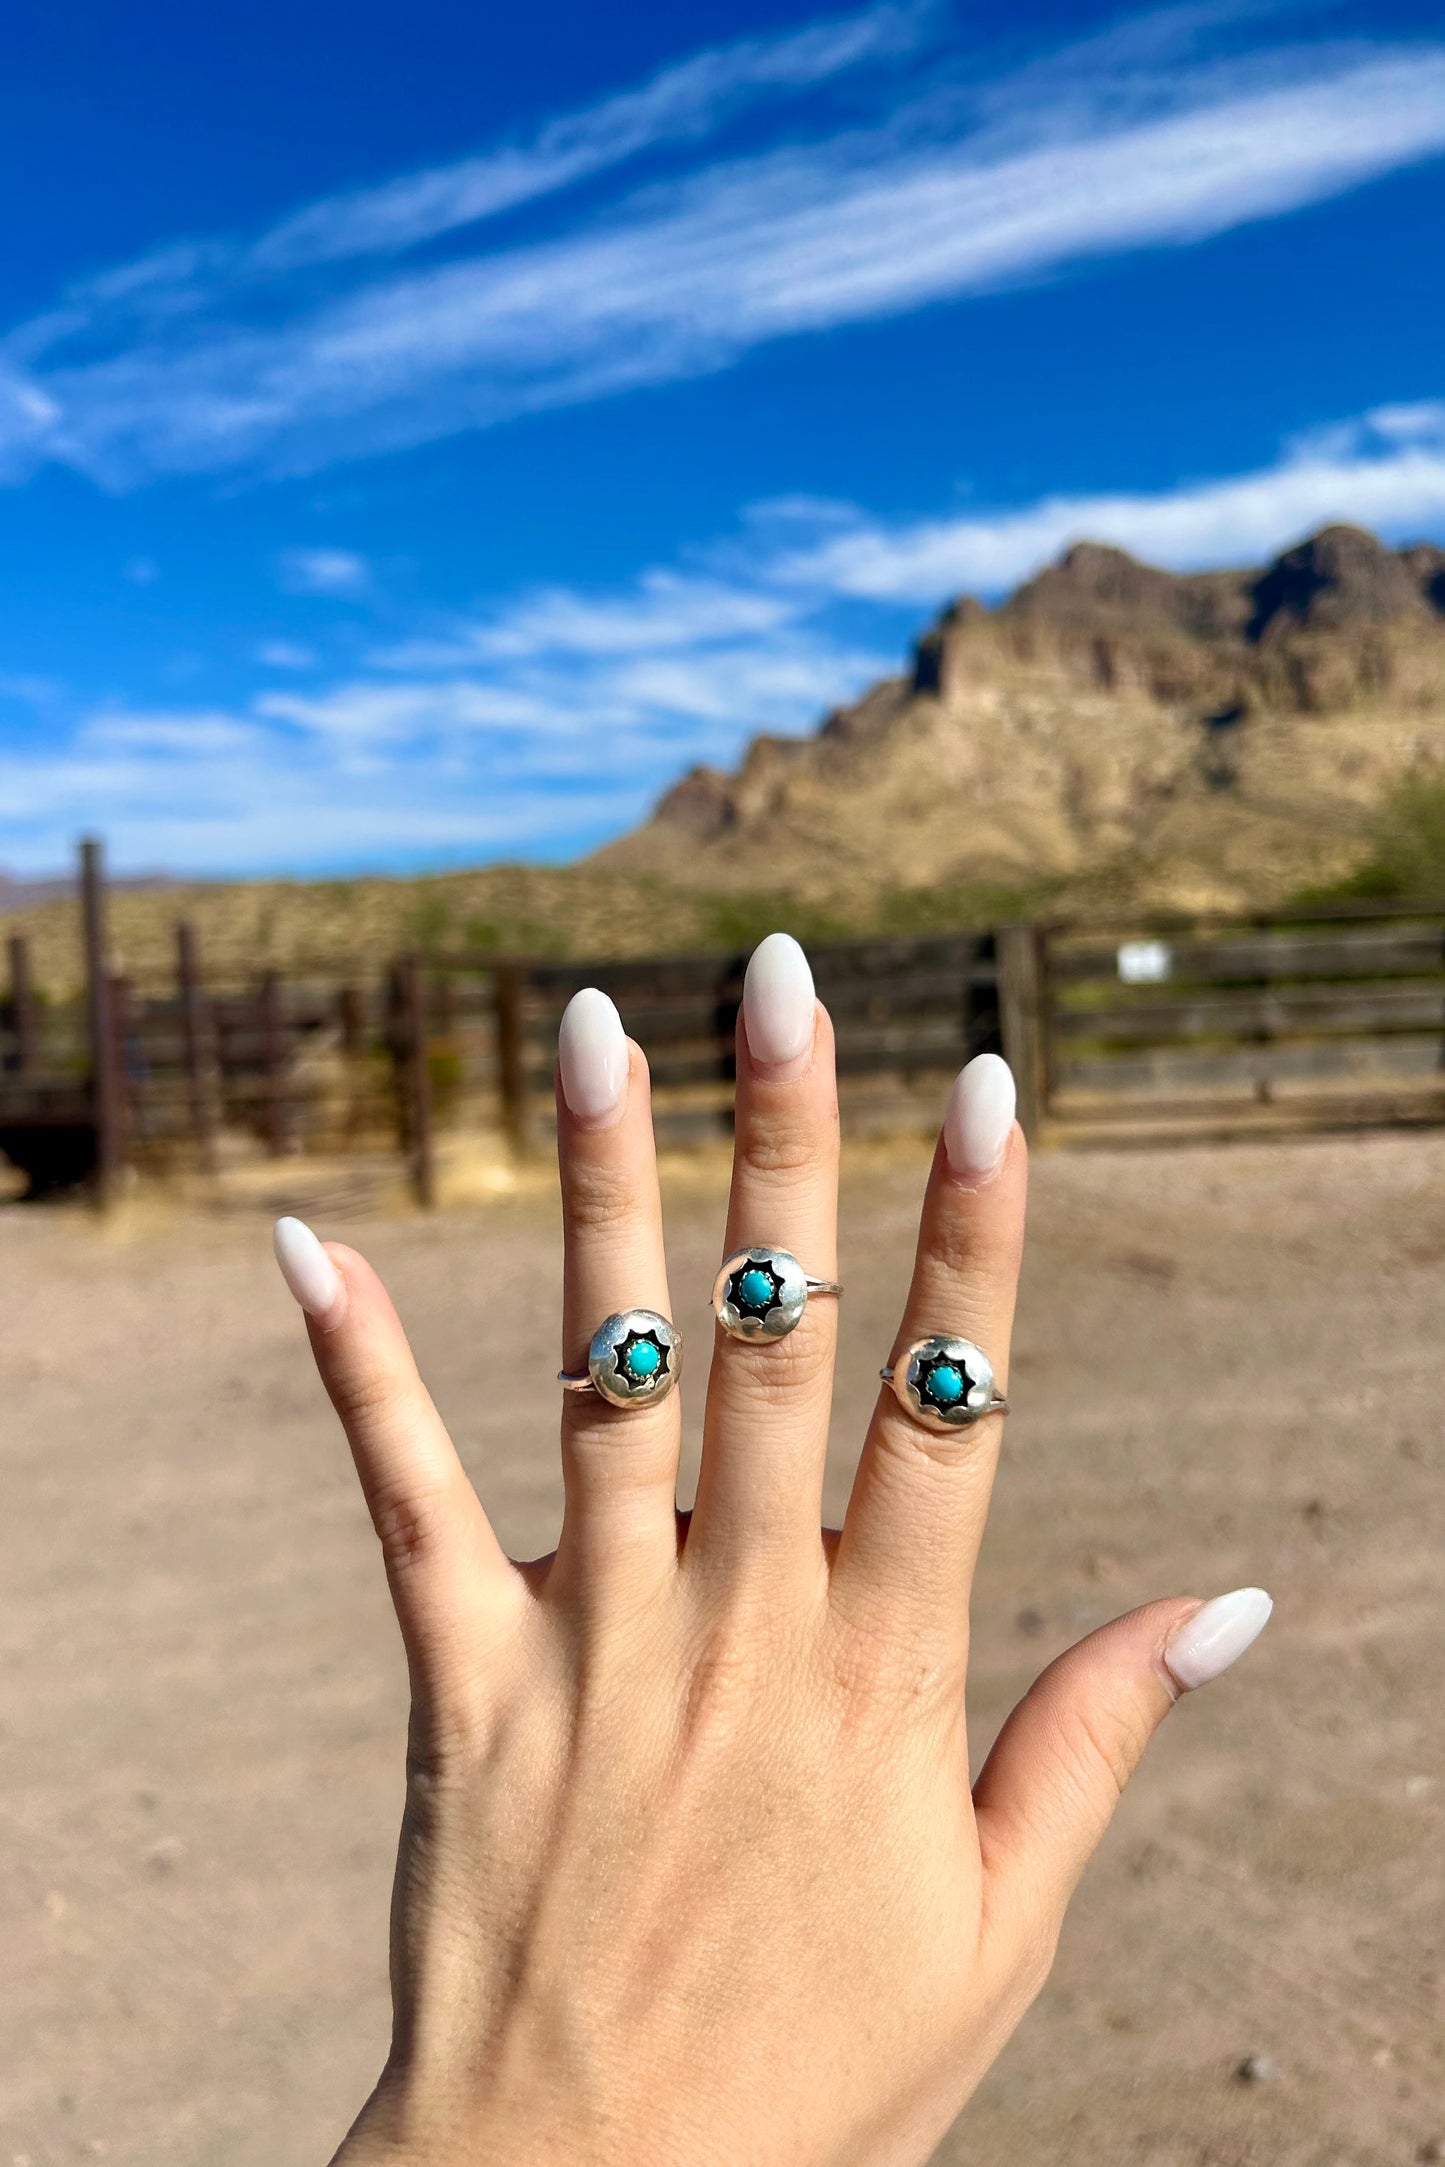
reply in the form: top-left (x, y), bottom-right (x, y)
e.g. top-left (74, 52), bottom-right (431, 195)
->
top-left (712, 1246), bottom-right (810, 1341)
top-left (586, 1308), bottom-right (682, 1407)
top-left (895, 1334), bottom-right (996, 1432)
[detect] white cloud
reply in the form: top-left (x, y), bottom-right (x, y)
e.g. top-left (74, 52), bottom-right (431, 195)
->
top-left (83, 709), bottom-right (270, 757)
top-left (371, 572), bottom-right (800, 668)
top-left (768, 405), bottom-right (1445, 600)
top-left (277, 546), bottom-right (372, 597)
top-left (251, 2), bottom-right (930, 270)
top-left (256, 639), bottom-right (317, 669)
top-left (256, 677), bottom-right (587, 744)
top-left (3, 19), bottom-right (1445, 487)
top-left (0, 671), bottom-right (62, 708)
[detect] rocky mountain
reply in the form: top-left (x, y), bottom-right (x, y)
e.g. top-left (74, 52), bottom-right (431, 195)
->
top-left (597, 525), bottom-right (1445, 915)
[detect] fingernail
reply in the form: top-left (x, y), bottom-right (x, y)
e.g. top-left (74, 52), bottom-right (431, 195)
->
top-left (273, 1216), bottom-right (346, 1324)
top-left (558, 987), bottom-right (629, 1122)
top-left (944, 1052), bottom-right (1016, 1183)
top-left (1164, 1588), bottom-right (1273, 1691)
top-left (743, 932), bottom-right (815, 1070)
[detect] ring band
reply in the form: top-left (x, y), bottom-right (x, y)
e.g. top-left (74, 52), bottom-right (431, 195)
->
top-left (559, 1308), bottom-right (682, 1407)
top-left (880, 1333), bottom-right (1008, 1434)
top-left (712, 1245), bottom-right (843, 1342)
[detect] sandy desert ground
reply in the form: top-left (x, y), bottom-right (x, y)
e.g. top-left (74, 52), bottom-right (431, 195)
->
top-left (0, 1129), bottom-right (1441, 2167)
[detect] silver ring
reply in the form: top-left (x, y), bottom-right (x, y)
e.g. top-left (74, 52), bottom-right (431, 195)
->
top-left (559, 1309), bottom-right (682, 1408)
top-left (712, 1245), bottom-right (843, 1342)
top-left (880, 1333), bottom-right (1008, 1435)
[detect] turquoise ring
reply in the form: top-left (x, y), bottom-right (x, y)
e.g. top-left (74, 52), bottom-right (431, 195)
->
top-left (559, 1309), bottom-right (682, 1408)
top-left (880, 1334), bottom-right (1008, 1435)
top-left (712, 1245), bottom-right (843, 1343)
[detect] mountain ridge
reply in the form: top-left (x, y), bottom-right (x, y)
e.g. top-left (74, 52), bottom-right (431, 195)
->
top-left (597, 524), bottom-right (1445, 916)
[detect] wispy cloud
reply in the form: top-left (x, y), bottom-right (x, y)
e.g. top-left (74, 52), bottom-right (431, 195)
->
top-left (253, 2), bottom-right (932, 270)
top-left (255, 639), bottom-right (317, 669)
top-left (4, 14), bottom-right (1445, 488)
top-left (15, 0), bottom-right (928, 361)
top-left (277, 546), bottom-right (372, 597)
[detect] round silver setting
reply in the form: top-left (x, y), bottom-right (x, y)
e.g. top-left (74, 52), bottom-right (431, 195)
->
top-left (559, 1308), bottom-right (682, 1408)
top-left (880, 1333), bottom-right (1007, 1435)
top-left (712, 1245), bottom-right (842, 1342)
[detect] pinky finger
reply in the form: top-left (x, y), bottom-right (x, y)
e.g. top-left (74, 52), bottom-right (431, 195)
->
top-left (274, 1219), bottom-right (524, 1708)
top-left (973, 1589), bottom-right (1272, 1959)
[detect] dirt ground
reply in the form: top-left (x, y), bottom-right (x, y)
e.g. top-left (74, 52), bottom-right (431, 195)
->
top-left (0, 1130), bottom-right (1441, 2167)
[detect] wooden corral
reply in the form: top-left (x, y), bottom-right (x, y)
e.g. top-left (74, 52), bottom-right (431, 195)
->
top-left (1045, 904), bottom-right (1445, 1143)
top-left (2, 842), bottom-right (1443, 1205)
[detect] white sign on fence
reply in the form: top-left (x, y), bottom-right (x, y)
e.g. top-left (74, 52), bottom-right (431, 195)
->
top-left (1116, 939), bottom-right (1173, 985)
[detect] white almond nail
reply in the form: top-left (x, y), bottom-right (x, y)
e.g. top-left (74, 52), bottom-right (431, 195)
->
top-left (558, 987), bottom-right (628, 1121)
top-left (273, 1216), bottom-right (345, 1321)
top-left (743, 932), bottom-right (815, 1067)
top-left (944, 1053), bottom-right (1016, 1181)
top-left (1165, 1587), bottom-right (1273, 1691)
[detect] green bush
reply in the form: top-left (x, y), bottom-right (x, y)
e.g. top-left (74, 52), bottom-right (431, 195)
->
top-left (1300, 765), bottom-right (1445, 902)
top-left (691, 890), bottom-right (852, 952)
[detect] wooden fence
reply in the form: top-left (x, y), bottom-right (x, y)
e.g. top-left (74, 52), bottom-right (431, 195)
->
top-left (482, 929), bottom-right (1015, 1154)
top-left (2, 842), bottom-right (1443, 1203)
top-left (1044, 903), bottom-right (1445, 1140)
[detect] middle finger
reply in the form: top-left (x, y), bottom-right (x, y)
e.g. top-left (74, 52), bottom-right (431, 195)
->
top-left (688, 934), bottom-right (840, 1588)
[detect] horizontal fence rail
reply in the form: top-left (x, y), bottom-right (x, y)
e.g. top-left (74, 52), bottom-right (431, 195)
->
top-left (480, 933), bottom-right (1006, 1153)
top-left (2, 841), bottom-right (1444, 1203)
top-left (1047, 907), bottom-right (1445, 1139)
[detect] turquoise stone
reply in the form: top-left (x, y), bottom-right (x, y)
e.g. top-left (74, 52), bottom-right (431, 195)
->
top-left (926, 1362), bottom-right (965, 1405)
top-left (623, 1337), bottom-right (662, 1379)
top-left (738, 1267), bottom-right (774, 1310)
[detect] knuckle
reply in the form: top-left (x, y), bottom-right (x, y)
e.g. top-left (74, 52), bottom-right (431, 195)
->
top-left (564, 1162), bottom-right (648, 1240)
top-left (871, 1400), bottom-right (1000, 1480)
top-left (734, 1113), bottom-right (828, 1183)
top-left (371, 1476), bottom-right (459, 1580)
top-left (330, 1358), bottom-right (415, 1434)
top-left (736, 1100), bottom-right (836, 1187)
top-left (406, 1674), bottom-right (498, 1783)
top-left (678, 1632), bottom-right (761, 1752)
top-left (563, 1396), bottom-right (676, 1454)
top-left (1070, 1693), bottom-right (1153, 1804)
top-left (717, 1323), bottom-right (834, 1405)
top-left (919, 1225), bottom-right (1005, 1304)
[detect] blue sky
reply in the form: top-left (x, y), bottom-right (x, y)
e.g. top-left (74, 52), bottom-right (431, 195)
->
top-left (2, 0), bottom-right (1445, 876)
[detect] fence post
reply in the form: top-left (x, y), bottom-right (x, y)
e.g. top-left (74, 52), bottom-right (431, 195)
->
top-left (493, 964), bottom-right (532, 1158)
top-left (402, 956), bottom-right (437, 1208)
top-left (7, 934), bottom-right (37, 1077)
top-left (995, 923), bottom-right (1048, 1140)
top-left (109, 972), bottom-right (134, 1162)
top-left (80, 837), bottom-right (122, 1207)
top-left (176, 922), bottom-right (217, 1171)
top-left (338, 984), bottom-right (365, 1057)
top-left (258, 969), bottom-right (287, 1157)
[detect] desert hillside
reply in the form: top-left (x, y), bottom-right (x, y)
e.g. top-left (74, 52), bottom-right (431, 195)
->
top-left (5, 525), bottom-right (1444, 996)
top-left (599, 523), bottom-right (1445, 916)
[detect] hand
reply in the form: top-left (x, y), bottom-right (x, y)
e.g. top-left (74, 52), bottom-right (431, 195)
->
top-left (273, 933), bottom-right (1271, 2167)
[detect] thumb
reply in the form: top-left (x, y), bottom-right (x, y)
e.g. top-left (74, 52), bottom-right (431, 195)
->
top-left (972, 1589), bottom-right (1273, 1952)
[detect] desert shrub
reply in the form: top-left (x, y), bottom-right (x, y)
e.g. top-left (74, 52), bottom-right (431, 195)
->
top-left (875, 877), bottom-right (1059, 936)
top-left (407, 892), bottom-right (455, 947)
top-left (691, 890), bottom-right (851, 953)
top-left (1301, 765), bottom-right (1445, 902)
